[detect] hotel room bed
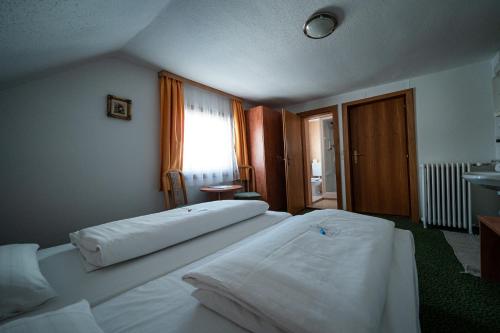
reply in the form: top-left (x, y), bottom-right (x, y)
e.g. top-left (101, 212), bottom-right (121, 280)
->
top-left (5, 205), bottom-right (420, 333)
top-left (34, 210), bottom-right (291, 316)
top-left (91, 225), bottom-right (419, 333)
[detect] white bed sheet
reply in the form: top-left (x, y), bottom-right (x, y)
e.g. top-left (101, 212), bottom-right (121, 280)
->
top-left (20, 211), bottom-right (290, 320)
top-left (93, 228), bottom-right (420, 333)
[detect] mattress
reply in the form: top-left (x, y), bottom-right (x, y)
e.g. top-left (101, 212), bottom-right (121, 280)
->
top-left (24, 211), bottom-right (290, 319)
top-left (91, 228), bottom-right (420, 333)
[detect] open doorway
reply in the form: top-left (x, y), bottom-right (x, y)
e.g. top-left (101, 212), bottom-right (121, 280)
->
top-left (308, 116), bottom-right (337, 207)
top-left (300, 106), bottom-right (342, 210)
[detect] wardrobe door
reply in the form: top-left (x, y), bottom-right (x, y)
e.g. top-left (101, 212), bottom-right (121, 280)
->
top-left (263, 108), bottom-right (286, 211)
top-left (282, 109), bottom-right (305, 214)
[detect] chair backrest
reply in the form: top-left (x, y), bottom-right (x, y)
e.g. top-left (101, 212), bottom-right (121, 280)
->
top-left (237, 165), bottom-right (256, 192)
top-left (162, 169), bottom-right (188, 209)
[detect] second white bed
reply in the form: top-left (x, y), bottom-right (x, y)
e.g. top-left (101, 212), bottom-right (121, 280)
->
top-left (92, 214), bottom-right (420, 333)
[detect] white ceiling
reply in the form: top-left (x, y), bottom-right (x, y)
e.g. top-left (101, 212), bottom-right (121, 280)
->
top-left (2, 0), bottom-right (500, 106)
top-left (0, 0), bottom-right (171, 87)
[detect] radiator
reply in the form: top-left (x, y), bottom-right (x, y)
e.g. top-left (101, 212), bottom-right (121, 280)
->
top-left (419, 163), bottom-right (472, 233)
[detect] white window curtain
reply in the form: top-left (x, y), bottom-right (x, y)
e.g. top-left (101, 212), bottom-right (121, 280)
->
top-left (182, 83), bottom-right (239, 186)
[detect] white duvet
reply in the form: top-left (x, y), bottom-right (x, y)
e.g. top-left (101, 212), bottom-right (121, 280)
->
top-left (70, 200), bottom-right (269, 270)
top-left (183, 210), bottom-right (395, 333)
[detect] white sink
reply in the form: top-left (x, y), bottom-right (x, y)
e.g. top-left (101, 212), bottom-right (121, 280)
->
top-left (463, 172), bottom-right (500, 191)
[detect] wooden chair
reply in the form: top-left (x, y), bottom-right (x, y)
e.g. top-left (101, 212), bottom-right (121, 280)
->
top-left (234, 165), bottom-right (262, 200)
top-left (162, 169), bottom-right (188, 209)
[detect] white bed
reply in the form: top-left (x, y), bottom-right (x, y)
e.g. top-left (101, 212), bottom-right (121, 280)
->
top-left (6, 208), bottom-right (419, 333)
top-left (33, 210), bottom-right (290, 316)
top-left (92, 227), bottom-right (419, 333)
top-left (92, 214), bottom-right (419, 333)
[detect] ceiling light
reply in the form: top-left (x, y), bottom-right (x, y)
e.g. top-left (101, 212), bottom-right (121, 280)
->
top-left (303, 12), bottom-right (337, 39)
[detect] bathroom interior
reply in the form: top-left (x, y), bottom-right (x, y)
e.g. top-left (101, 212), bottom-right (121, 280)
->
top-left (307, 116), bottom-right (337, 209)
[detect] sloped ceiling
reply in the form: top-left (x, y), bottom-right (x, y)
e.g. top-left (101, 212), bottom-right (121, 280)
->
top-left (2, 0), bottom-right (500, 105)
top-left (0, 0), bottom-right (172, 87)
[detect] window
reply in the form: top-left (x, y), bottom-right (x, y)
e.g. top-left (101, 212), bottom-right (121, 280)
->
top-left (182, 83), bottom-right (238, 186)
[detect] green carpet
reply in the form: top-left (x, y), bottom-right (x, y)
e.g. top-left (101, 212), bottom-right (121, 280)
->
top-left (298, 210), bottom-right (500, 332)
top-left (386, 216), bottom-right (500, 333)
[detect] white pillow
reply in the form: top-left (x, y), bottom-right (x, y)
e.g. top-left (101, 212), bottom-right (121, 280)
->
top-left (0, 300), bottom-right (103, 333)
top-left (0, 244), bottom-right (56, 319)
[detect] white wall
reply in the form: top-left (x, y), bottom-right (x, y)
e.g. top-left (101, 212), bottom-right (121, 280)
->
top-left (413, 60), bottom-right (494, 162)
top-left (0, 56), bottom-right (168, 247)
top-left (287, 59), bottom-right (496, 210)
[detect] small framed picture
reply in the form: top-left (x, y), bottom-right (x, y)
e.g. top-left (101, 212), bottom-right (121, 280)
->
top-left (107, 95), bottom-right (131, 120)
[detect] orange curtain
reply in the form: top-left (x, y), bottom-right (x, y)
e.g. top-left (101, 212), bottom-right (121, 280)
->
top-left (232, 99), bottom-right (249, 179)
top-left (160, 77), bottom-right (184, 190)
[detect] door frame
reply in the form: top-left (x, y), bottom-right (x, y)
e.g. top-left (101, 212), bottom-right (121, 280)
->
top-left (342, 89), bottom-right (419, 223)
top-left (298, 106), bottom-right (343, 210)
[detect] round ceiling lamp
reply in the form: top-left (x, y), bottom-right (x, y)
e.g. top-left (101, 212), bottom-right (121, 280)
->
top-left (303, 12), bottom-right (337, 39)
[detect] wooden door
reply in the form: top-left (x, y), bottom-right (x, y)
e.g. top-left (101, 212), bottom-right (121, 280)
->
top-left (263, 109), bottom-right (287, 211)
top-left (348, 96), bottom-right (410, 216)
top-left (246, 106), bottom-right (287, 211)
top-left (282, 110), bottom-right (305, 214)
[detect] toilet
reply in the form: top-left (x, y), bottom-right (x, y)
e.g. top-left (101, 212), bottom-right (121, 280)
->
top-left (311, 160), bottom-right (322, 196)
top-left (311, 177), bottom-right (322, 196)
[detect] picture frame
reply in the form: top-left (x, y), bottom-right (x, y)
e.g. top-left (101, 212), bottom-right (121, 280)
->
top-left (107, 95), bottom-right (132, 120)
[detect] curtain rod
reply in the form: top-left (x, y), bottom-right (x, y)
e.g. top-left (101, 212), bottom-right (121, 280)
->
top-left (158, 70), bottom-right (243, 102)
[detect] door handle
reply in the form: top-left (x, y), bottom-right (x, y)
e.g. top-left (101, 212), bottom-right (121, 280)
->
top-left (352, 149), bottom-right (364, 164)
top-left (277, 155), bottom-right (289, 165)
